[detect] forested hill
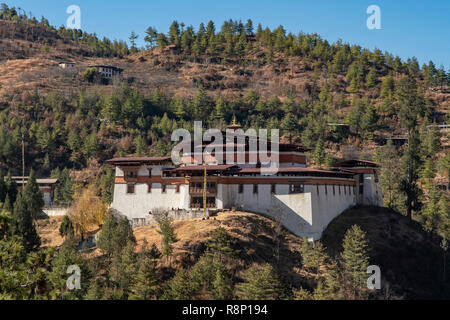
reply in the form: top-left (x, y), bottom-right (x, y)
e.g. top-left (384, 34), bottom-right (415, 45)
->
top-left (0, 5), bottom-right (448, 239)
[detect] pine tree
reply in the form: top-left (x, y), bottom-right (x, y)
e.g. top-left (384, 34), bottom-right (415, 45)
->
top-left (157, 214), bottom-right (178, 264)
top-left (129, 256), bottom-right (159, 300)
top-left (380, 75), bottom-right (395, 98)
top-left (59, 215), bottom-right (74, 238)
top-left (213, 96), bottom-right (226, 121)
top-left (373, 140), bottom-right (404, 211)
top-left (11, 194), bottom-right (40, 252)
top-left (282, 113), bottom-right (297, 144)
top-left (313, 137), bottom-right (325, 166)
top-left (144, 27), bottom-right (157, 48)
top-left (299, 238), bottom-right (327, 273)
top-left (400, 128), bottom-right (423, 219)
top-left (341, 225), bottom-right (370, 299)
top-left (23, 170), bottom-right (44, 219)
top-left (205, 227), bottom-right (239, 263)
top-left (97, 214), bottom-right (136, 257)
top-left (360, 104), bottom-right (378, 140)
top-left (108, 241), bottom-right (137, 294)
top-left (163, 269), bottom-right (196, 300)
top-left (237, 264), bottom-right (284, 300)
top-left (212, 267), bottom-right (233, 300)
top-left (5, 172), bottom-right (18, 205)
top-left (365, 67), bottom-right (377, 88)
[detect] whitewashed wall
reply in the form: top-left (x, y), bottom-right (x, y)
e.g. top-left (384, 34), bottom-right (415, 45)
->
top-left (111, 183), bottom-right (190, 220)
top-left (310, 184), bottom-right (356, 240)
top-left (361, 174), bottom-right (383, 206)
top-left (217, 182), bottom-right (356, 240)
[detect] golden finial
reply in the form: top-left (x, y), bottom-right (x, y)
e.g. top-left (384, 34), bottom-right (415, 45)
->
top-left (232, 114), bottom-right (237, 126)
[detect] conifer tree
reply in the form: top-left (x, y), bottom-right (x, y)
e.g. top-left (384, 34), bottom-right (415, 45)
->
top-left (237, 264), bottom-right (285, 300)
top-left (156, 213), bottom-right (178, 264)
top-left (59, 215), bottom-right (74, 238)
top-left (5, 172), bottom-right (18, 205)
top-left (400, 128), bottom-right (423, 219)
top-left (341, 225), bottom-right (370, 299)
top-left (313, 137), bottom-right (325, 166)
top-left (212, 267), bottom-right (233, 300)
top-left (365, 67), bottom-right (377, 88)
top-left (205, 227), bottom-right (238, 263)
top-left (23, 170), bottom-right (44, 219)
top-left (163, 269), bottom-right (196, 300)
top-left (299, 238), bottom-right (327, 273)
top-left (144, 27), bottom-right (157, 48)
top-left (11, 194), bottom-right (40, 252)
top-left (130, 255), bottom-right (159, 300)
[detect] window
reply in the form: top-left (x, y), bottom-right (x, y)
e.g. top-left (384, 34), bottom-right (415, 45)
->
top-left (333, 185), bottom-right (336, 196)
top-left (127, 184), bottom-right (135, 194)
top-left (162, 184), bottom-right (166, 193)
top-left (325, 185), bottom-right (328, 195)
top-left (148, 168), bottom-right (152, 177)
top-left (147, 183), bottom-right (152, 193)
top-left (316, 184), bottom-right (319, 195)
top-left (290, 184), bottom-right (304, 194)
top-left (238, 184), bottom-right (244, 194)
top-left (271, 184), bottom-right (276, 194)
top-left (339, 185), bottom-right (341, 195)
top-left (253, 184), bottom-right (258, 194)
top-left (176, 184), bottom-right (180, 193)
top-left (344, 185), bottom-right (347, 195)
top-left (125, 170), bottom-right (137, 178)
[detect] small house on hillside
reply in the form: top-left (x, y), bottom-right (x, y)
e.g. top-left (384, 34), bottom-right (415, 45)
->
top-left (59, 61), bottom-right (76, 69)
top-left (89, 65), bottom-right (123, 80)
top-left (9, 176), bottom-right (58, 207)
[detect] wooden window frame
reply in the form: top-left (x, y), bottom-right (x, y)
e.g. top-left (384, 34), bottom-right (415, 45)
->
top-left (126, 184), bottom-right (135, 194)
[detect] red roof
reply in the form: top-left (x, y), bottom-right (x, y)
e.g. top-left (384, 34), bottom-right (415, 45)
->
top-left (107, 156), bottom-right (172, 165)
top-left (166, 164), bottom-right (240, 172)
top-left (235, 167), bottom-right (355, 178)
top-left (334, 159), bottom-right (379, 168)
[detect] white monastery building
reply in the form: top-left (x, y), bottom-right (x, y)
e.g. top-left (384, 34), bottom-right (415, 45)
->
top-left (107, 123), bottom-right (382, 240)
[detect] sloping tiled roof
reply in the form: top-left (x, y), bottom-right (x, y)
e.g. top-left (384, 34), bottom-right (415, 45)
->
top-left (106, 157), bottom-right (172, 165)
top-left (334, 159), bottom-right (379, 168)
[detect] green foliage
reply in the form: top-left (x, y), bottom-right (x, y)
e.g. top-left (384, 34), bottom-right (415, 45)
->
top-left (163, 269), bottom-right (197, 300)
top-left (156, 213), bottom-right (178, 262)
top-left (11, 194), bottom-right (40, 252)
top-left (51, 168), bottom-right (74, 206)
top-left (341, 225), bottom-right (370, 299)
top-left (237, 264), bottom-right (286, 300)
top-left (400, 128), bottom-right (423, 219)
top-left (82, 68), bottom-right (97, 83)
top-left (48, 238), bottom-right (91, 299)
top-left (23, 170), bottom-right (44, 218)
top-left (373, 141), bottom-right (405, 211)
top-left (97, 214), bottom-right (136, 257)
top-left (59, 215), bottom-right (74, 238)
top-left (205, 227), bottom-right (239, 261)
top-left (212, 267), bottom-right (233, 300)
top-left (299, 238), bottom-right (327, 273)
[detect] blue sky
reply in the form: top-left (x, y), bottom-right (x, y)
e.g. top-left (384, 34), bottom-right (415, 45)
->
top-left (4, 0), bottom-right (450, 69)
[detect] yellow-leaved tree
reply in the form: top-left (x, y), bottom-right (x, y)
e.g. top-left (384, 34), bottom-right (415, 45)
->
top-left (69, 187), bottom-right (109, 238)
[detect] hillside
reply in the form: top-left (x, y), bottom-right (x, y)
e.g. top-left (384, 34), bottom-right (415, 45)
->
top-left (36, 208), bottom-right (450, 299)
top-left (322, 206), bottom-right (450, 299)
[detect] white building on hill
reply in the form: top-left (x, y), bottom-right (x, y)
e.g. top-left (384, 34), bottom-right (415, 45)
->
top-left (107, 124), bottom-right (382, 240)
